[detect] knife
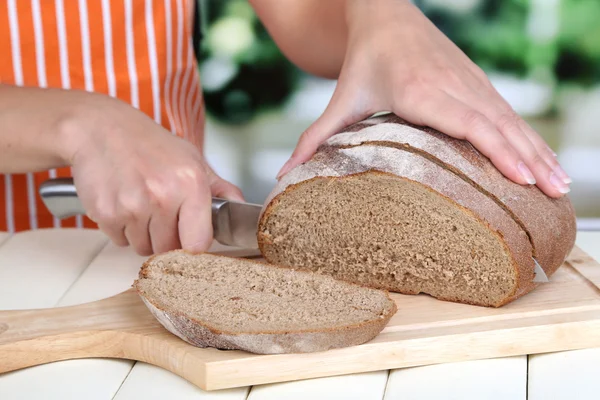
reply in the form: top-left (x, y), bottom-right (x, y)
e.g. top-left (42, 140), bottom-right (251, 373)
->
top-left (38, 178), bottom-right (262, 249)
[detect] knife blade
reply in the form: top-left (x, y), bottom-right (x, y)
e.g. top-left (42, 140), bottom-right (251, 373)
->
top-left (533, 257), bottom-right (549, 283)
top-left (38, 178), bottom-right (262, 249)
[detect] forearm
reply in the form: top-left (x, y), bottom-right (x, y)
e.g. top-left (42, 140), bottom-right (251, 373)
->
top-left (249, 0), bottom-right (348, 79)
top-left (0, 84), bottom-right (91, 173)
top-left (249, 0), bottom-right (412, 79)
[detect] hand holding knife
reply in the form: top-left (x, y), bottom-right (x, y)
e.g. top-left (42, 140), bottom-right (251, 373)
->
top-left (39, 178), bottom-right (262, 250)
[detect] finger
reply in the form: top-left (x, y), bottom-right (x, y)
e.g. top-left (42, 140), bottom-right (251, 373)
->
top-left (87, 198), bottom-right (129, 247)
top-left (118, 194), bottom-right (153, 256)
top-left (124, 215), bottom-right (152, 256)
top-left (467, 93), bottom-right (571, 196)
top-left (148, 203), bottom-right (182, 254)
top-left (517, 119), bottom-right (571, 184)
top-left (276, 89), bottom-right (370, 180)
top-left (394, 89), bottom-right (535, 187)
top-left (178, 182), bottom-right (213, 254)
top-left (97, 221), bottom-right (128, 247)
top-left (447, 80), bottom-right (572, 188)
top-left (210, 177), bottom-right (245, 202)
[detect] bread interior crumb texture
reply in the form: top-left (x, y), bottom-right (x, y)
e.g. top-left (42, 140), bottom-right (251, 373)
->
top-left (260, 172), bottom-right (518, 306)
top-left (135, 253), bottom-right (395, 333)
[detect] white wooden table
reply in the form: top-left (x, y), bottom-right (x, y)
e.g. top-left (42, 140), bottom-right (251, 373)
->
top-left (0, 229), bottom-right (599, 400)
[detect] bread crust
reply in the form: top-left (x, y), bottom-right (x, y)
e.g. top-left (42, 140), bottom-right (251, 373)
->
top-left (258, 145), bottom-right (536, 307)
top-left (323, 114), bottom-right (576, 277)
top-left (133, 250), bottom-right (397, 354)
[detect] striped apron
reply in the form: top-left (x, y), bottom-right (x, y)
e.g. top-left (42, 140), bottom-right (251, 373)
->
top-left (0, 0), bottom-right (204, 232)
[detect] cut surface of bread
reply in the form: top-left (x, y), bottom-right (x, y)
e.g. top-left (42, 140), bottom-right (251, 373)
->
top-left (133, 251), bottom-right (397, 354)
top-left (260, 172), bottom-right (518, 307)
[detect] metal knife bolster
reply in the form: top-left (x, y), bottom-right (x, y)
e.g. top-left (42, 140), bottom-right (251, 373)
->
top-left (211, 198), bottom-right (261, 249)
top-left (39, 177), bottom-right (262, 249)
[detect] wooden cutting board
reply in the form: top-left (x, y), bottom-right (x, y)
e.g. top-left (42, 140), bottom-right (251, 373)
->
top-left (2, 246), bottom-right (600, 391)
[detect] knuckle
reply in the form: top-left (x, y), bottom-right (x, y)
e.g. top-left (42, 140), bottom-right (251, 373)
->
top-left (117, 192), bottom-right (147, 221)
top-left (439, 66), bottom-right (461, 85)
top-left (495, 110), bottom-right (520, 134)
top-left (461, 109), bottom-right (487, 131)
top-left (178, 164), bottom-right (207, 187)
top-left (89, 198), bottom-right (119, 226)
top-left (528, 152), bottom-right (547, 168)
top-left (145, 176), bottom-right (175, 209)
top-left (472, 65), bottom-right (490, 82)
top-left (299, 126), bottom-right (317, 143)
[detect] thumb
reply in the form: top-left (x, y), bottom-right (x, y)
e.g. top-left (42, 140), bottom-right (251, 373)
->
top-left (276, 89), bottom-right (368, 180)
top-left (210, 176), bottom-right (245, 203)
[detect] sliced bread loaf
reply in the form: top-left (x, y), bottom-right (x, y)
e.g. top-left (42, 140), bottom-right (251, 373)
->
top-left (325, 114), bottom-right (577, 278)
top-left (133, 251), bottom-right (397, 354)
top-left (257, 115), bottom-right (577, 307)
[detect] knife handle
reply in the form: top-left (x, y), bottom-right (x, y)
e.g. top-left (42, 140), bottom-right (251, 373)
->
top-left (39, 178), bottom-right (226, 231)
top-left (39, 178), bottom-right (86, 218)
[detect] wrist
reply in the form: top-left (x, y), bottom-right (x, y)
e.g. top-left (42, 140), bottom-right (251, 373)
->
top-left (53, 90), bottom-right (112, 166)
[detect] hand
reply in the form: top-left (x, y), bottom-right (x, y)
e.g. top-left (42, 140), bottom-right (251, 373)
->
top-left (277, 0), bottom-right (571, 198)
top-left (64, 94), bottom-right (243, 256)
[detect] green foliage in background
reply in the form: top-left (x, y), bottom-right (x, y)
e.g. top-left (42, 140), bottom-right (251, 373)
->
top-left (198, 0), bottom-right (300, 125)
top-left (416, 0), bottom-right (600, 85)
top-left (198, 0), bottom-right (600, 125)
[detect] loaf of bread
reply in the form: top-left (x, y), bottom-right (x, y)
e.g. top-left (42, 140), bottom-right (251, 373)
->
top-left (133, 251), bottom-right (397, 354)
top-left (258, 114), bottom-right (577, 307)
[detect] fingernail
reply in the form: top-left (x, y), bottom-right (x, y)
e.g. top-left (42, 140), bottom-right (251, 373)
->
top-left (276, 158), bottom-right (294, 180)
top-left (517, 162), bottom-right (536, 185)
top-left (550, 172), bottom-right (570, 194)
top-left (553, 164), bottom-right (572, 184)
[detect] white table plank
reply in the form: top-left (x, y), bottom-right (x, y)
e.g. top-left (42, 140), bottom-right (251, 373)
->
top-left (574, 231), bottom-right (600, 260)
top-left (248, 371), bottom-right (388, 400)
top-left (528, 348), bottom-right (600, 400)
top-left (6, 240), bottom-right (150, 400)
top-left (0, 359), bottom-right (133, 400)
top-left (113, 363), bottom-right (250, 400)
top-left (527, 231), bottom-right (600, 400)
top-left (0, 229), bottom-right (116, 400)
top-left (0, 229), bottom-right (107, 309)
top-left (0, 232), bottom-right (9, 247)
top-left (385, 356), bottom-right (526, 400)
top-left (59, 242), bottom-right (148, 306)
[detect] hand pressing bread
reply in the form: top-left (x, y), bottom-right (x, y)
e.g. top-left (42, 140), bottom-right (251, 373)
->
top-left (276, 0), bottom-right (571, 199)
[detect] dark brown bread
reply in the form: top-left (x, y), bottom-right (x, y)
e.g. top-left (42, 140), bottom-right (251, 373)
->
top-left (257, 115), bottom-right (577, 307)
top-left (133, 251), bottom-right (397, 354)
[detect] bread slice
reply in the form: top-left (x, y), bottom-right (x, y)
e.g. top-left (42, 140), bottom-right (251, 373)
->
top-left (257, 116), bottom-right (576, 307)
top-left (133, 251), bottom-right (397, 354)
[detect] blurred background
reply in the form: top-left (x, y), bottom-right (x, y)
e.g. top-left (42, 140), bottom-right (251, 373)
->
top-left (197, 0), bottom-right (600, 227)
